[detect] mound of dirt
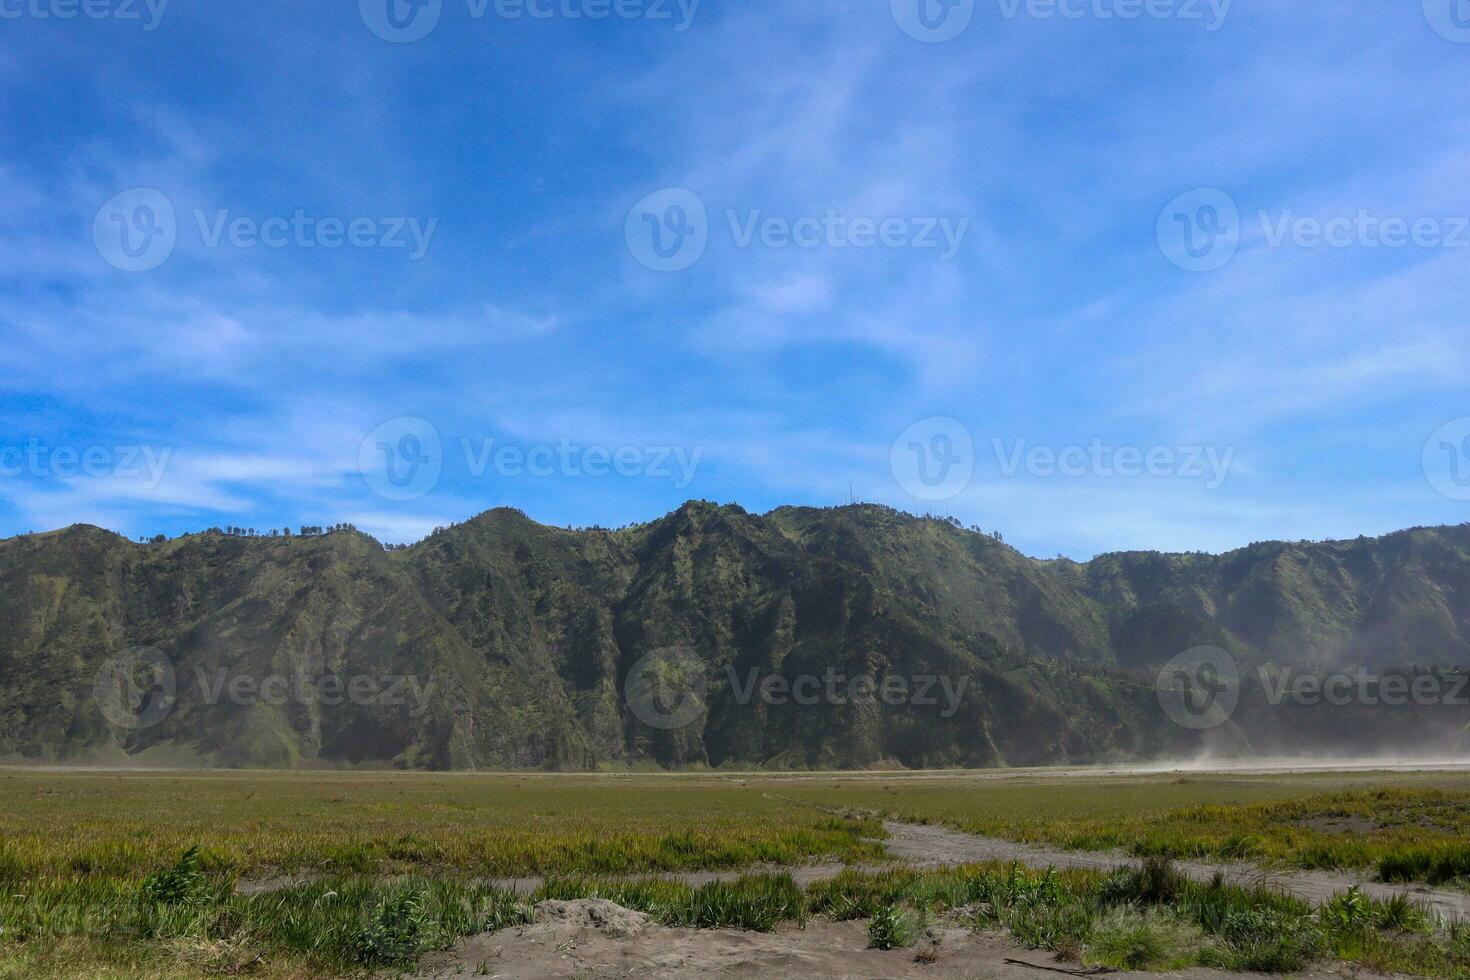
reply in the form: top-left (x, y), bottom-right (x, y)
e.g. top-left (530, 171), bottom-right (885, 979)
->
top-left (414, 913), bottom-right (1392, 980)
top-left (533, 898), bottom-right (651, 938)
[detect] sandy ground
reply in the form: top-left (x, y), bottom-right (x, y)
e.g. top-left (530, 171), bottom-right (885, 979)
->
top-left (411, 900), bottom-right (1390, 980)
top-left (237, 817), bottom-right (1470, 923)
top-left (472, 820), bottom-right (1470, 923)
top-left (881, 821), bottom-right (1470, 923)
top-left (405, 816), bottom-right (1469, 979)
top-left (6, 756), bottom-right (1468, 779)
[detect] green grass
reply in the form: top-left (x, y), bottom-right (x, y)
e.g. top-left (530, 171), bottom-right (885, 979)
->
top-left (867, 904), bottom-right (923, 949)
top-left (1085, 908), bottom-right (1202, 970)
top-left (6, 850), bottom-right (1470, 978)
top-left (1, 854), bottom-right (531, 976)
top-left (9, 768), bottom-right (1468, 886)
top-left (0, 770), bottom-right (882, 881)
top-left (786, 770), bottom-right (1470, 883)
top-left (6, 767), bottom-right (1470, 977)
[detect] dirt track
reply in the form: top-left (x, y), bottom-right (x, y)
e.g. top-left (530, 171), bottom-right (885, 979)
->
top-left (400, 809), bottom-right (1470, 977)
top-left (470, 820), bottom-right (1470, 924)
top-left (880, 820), bottom-right (1470, 923)
top-left (411, 903), bottom-right (1385, 980)
top-left (238, 817), bottom-right (1470, 923)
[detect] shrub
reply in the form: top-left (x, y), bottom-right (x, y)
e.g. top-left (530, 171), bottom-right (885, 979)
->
top-left (1096, 857), bottom-right (1186, 908)
top-left (354, 889), bottom-right (441, 967)
top-left (806, 869), bottom-right (918, 921)
top-left (1004, 902), bottom-right (1096, 951)
top-left (1322, 886), bottom-right (1369, 932)
top-left (672, 875), bottom-right (806, 932)
top-left (138, 847), bottom-right (207, 908)
top-left (1084, 908), bottom-right (1202, 971)
top-left (1202, 906), bottom-right (1326, 972)
top-left (1372, 894), bottom-right (1432, 934)
top-left (868, 905), bottom-right (921, 950)
top-left (1379, 844), bottom-right (1470, 886)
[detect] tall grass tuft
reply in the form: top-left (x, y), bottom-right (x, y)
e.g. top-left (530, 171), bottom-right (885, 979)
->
top-left (1084, 908), bottom-right (1201, 970)
top-left (867, 904), bottom-right (922, 950)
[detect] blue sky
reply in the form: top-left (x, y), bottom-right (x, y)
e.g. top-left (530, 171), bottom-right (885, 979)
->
top-left (2, 0), bottom-right (1469, 558)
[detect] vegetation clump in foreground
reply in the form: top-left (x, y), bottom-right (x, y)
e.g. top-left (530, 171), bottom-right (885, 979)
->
top-left (5, 850), bottom-right (1470, 978)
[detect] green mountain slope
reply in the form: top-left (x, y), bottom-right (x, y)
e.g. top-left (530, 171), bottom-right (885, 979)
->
top-left (1, 504), bottom-right (1466, 770)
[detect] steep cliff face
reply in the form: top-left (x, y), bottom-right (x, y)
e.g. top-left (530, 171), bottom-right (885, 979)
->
top-left (2, 504), bottom-right (1467, 770)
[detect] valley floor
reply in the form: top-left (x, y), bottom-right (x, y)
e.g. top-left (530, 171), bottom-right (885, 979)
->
top-left (5, 762), bottom-right (1470, 978)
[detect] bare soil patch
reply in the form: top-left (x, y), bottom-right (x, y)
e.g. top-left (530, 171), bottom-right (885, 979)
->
top-left (411, 899), bottom-right (1386, 980)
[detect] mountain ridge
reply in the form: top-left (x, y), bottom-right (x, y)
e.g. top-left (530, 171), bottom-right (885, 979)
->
top-left (2, 503), bottom-right (1467, 770)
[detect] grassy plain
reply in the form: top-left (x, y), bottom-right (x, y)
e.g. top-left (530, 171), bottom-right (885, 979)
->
top-left (786, 767), bottom-right (1470, 882)
top-left (3, 764), bottom-right (1469, 978)
top-left (0, 769), bottom-right (882, 881)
